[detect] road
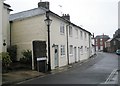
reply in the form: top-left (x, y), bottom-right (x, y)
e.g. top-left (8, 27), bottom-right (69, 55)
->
top-left (17, 52), bottom-right (118, 84)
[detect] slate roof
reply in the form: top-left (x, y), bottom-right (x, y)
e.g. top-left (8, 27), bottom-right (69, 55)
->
top-left (95, 35), bottom-right (110, 39)
top-left (106, 38), bottom-right (112, 42)
top-left (10, 6), bottom-right (91, 35)
top-left (10, 7), bottom-right (47, 21)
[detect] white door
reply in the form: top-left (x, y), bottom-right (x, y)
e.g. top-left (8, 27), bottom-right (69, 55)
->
top-left (78, 47), bottom-right (80, 61)
top-left (74, 47), bottom-right (77, 62)
top-left (54, 45), bottom-right (59, 68)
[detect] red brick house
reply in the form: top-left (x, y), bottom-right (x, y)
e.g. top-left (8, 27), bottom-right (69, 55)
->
top-left (95, 34), bottom-right (110, 51)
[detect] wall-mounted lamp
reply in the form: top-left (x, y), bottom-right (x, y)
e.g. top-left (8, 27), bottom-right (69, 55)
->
top-left (3, 40), bottom-right (6, 46)
top-left (52, 44), bottom-right (56, 47)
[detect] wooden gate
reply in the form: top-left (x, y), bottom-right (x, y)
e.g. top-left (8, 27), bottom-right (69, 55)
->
top-left (33, 41), bottom-right (46, 70)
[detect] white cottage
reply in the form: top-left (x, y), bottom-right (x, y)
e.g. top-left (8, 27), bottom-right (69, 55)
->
top-left (10, 2), bottom-right (93, 70)
top-left (0, 1), bottom-right (12, 53)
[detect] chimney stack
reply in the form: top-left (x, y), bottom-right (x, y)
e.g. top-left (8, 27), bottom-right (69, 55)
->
top-left (62, 14), bottom-right (70, 21)
top-left (38, 1), bottom-right (50, 10)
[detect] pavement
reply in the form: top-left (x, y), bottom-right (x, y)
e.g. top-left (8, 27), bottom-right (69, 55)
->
top-left (2, 56), bottom-right (93, 86)
top-left (1, 53), bottom-right (118, 85)
top-left (2, 62), bottom-right (86, 85)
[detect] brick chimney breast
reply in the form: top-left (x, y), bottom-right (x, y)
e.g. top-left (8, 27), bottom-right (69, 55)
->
top-left (38, 1), bottom-right (49, 10)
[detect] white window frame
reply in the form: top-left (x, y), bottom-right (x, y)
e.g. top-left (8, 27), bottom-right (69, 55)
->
top-left (69, 45), bottom-right (73, 55)
top-left (78, 47), bottom-right (80, 59)
top-left (85, 46), bottom-right (87, 52)
top-left (60, 23), bottom-right (65, 35)
top-left (84, 32), bottom-right (87, 40)
top-left (75, 28), bottom-right (78, 38)
top-left (80, 31), bottom-right (83, 40)
top-left (60, 45), bottom-right (65, 56)
top-left (69, 26), bottom-right (73, 37)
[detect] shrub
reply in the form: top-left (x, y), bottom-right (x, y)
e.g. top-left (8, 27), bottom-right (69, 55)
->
top-left (1, 52), bottom-right (12, 72)
top-left (20, 50), bottom-right (32, 64)
top-left (7, 45), bottom-right (17, 62)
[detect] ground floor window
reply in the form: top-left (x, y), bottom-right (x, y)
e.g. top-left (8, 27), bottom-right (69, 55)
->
top-left (69, 45), bottom-right (73, 55)
top-left (61, 45), bottom-right (65, 56)
top-left (81, 46), bottom-right (83, 54)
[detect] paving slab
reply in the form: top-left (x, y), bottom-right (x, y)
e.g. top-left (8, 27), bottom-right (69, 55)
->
top-left (2, 70), bottom-right (45, 85)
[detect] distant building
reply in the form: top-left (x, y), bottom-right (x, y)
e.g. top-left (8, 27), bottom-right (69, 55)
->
top-left (110, 38), bottom-right (120, 52)
top-left (113, 29), bottom-right (120, 38)
top-left (95, 34), bottom-right (110, 51)
top-left (108, 2), bottom-right (120, 52)
top-left (110, 29), bottom-right (120, 52)
top-left (91, 34), bottom-right (96, 55)
top-left (105, 39), bottom-right (112, 52)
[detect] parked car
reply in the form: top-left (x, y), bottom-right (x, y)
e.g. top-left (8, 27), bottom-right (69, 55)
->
top-left (116, 49), bottom-right (120, 55)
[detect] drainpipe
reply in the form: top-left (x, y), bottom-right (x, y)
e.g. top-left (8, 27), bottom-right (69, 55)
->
top-left (66, 24), bottom-right (69, 65)
top-left (10, 21), bottom-right (12, 46)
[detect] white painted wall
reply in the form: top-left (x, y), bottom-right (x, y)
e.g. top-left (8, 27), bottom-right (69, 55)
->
top-left (2, 4), bottom-right (11, 52)
top-left (0, 0), bottom-right (3, 53)
top-left (50, 16), bottom-right (68, 69)
top-left (68, 26), bottom-right (90, 63)
top-left (11, 15), bottom-right (47, 60)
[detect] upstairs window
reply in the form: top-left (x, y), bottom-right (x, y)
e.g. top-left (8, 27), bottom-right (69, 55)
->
top-left (60, 23), bottom-right (65, 34)
top-left (75, 28), bottom-right (78, 38)
top-left (69, 26), bottom-right (73, 37)
top-left (84, 32), bottom-right (87, 40)
top-left (80, 31), bottom-right (83, 39)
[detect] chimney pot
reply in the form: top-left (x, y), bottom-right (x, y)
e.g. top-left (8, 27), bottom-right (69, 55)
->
top-left (62, 14), bottom-right (70, 21)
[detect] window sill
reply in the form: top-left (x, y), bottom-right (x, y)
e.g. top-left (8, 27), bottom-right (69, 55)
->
top-left (60, 33), bottom-right (65, 35)
top-left (61, 55), bottom-right (65, 58)
top-left (69, 54), bottom-right (73, 56)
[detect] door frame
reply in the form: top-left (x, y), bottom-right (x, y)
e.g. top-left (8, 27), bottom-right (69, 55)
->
top-left (54, 45), bottom-right (59, 68)
top-left (74, 47), bottom-right (77, 62)
top-left (78, 47), bottom-right (80, 61)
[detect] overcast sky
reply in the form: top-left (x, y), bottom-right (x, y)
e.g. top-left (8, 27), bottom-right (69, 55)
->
top-left (5, 0), bottom-right (119, 38)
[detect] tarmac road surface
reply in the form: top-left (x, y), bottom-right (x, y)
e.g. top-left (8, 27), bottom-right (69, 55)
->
top-left (17, 52), bottom-right (118, 85)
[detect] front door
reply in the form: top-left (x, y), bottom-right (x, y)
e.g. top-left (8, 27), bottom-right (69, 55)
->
top-left (54, 45), bottom-right (59, 68)
top-left (78, 47), bottom-right (80, 61)
top-left (74, 47), bottom-right (77, 62)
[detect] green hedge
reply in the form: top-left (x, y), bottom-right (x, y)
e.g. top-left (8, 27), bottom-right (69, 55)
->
top-left (1, 52), bottom-right (12, 72)
top-left (7, 45), bottom-right (17, 62)
top-left (20, 50), bottom-right (32, 65)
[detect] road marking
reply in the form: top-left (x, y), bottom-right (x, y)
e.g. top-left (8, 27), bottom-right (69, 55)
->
top-left (104, 69), bottom-right (117, 84)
